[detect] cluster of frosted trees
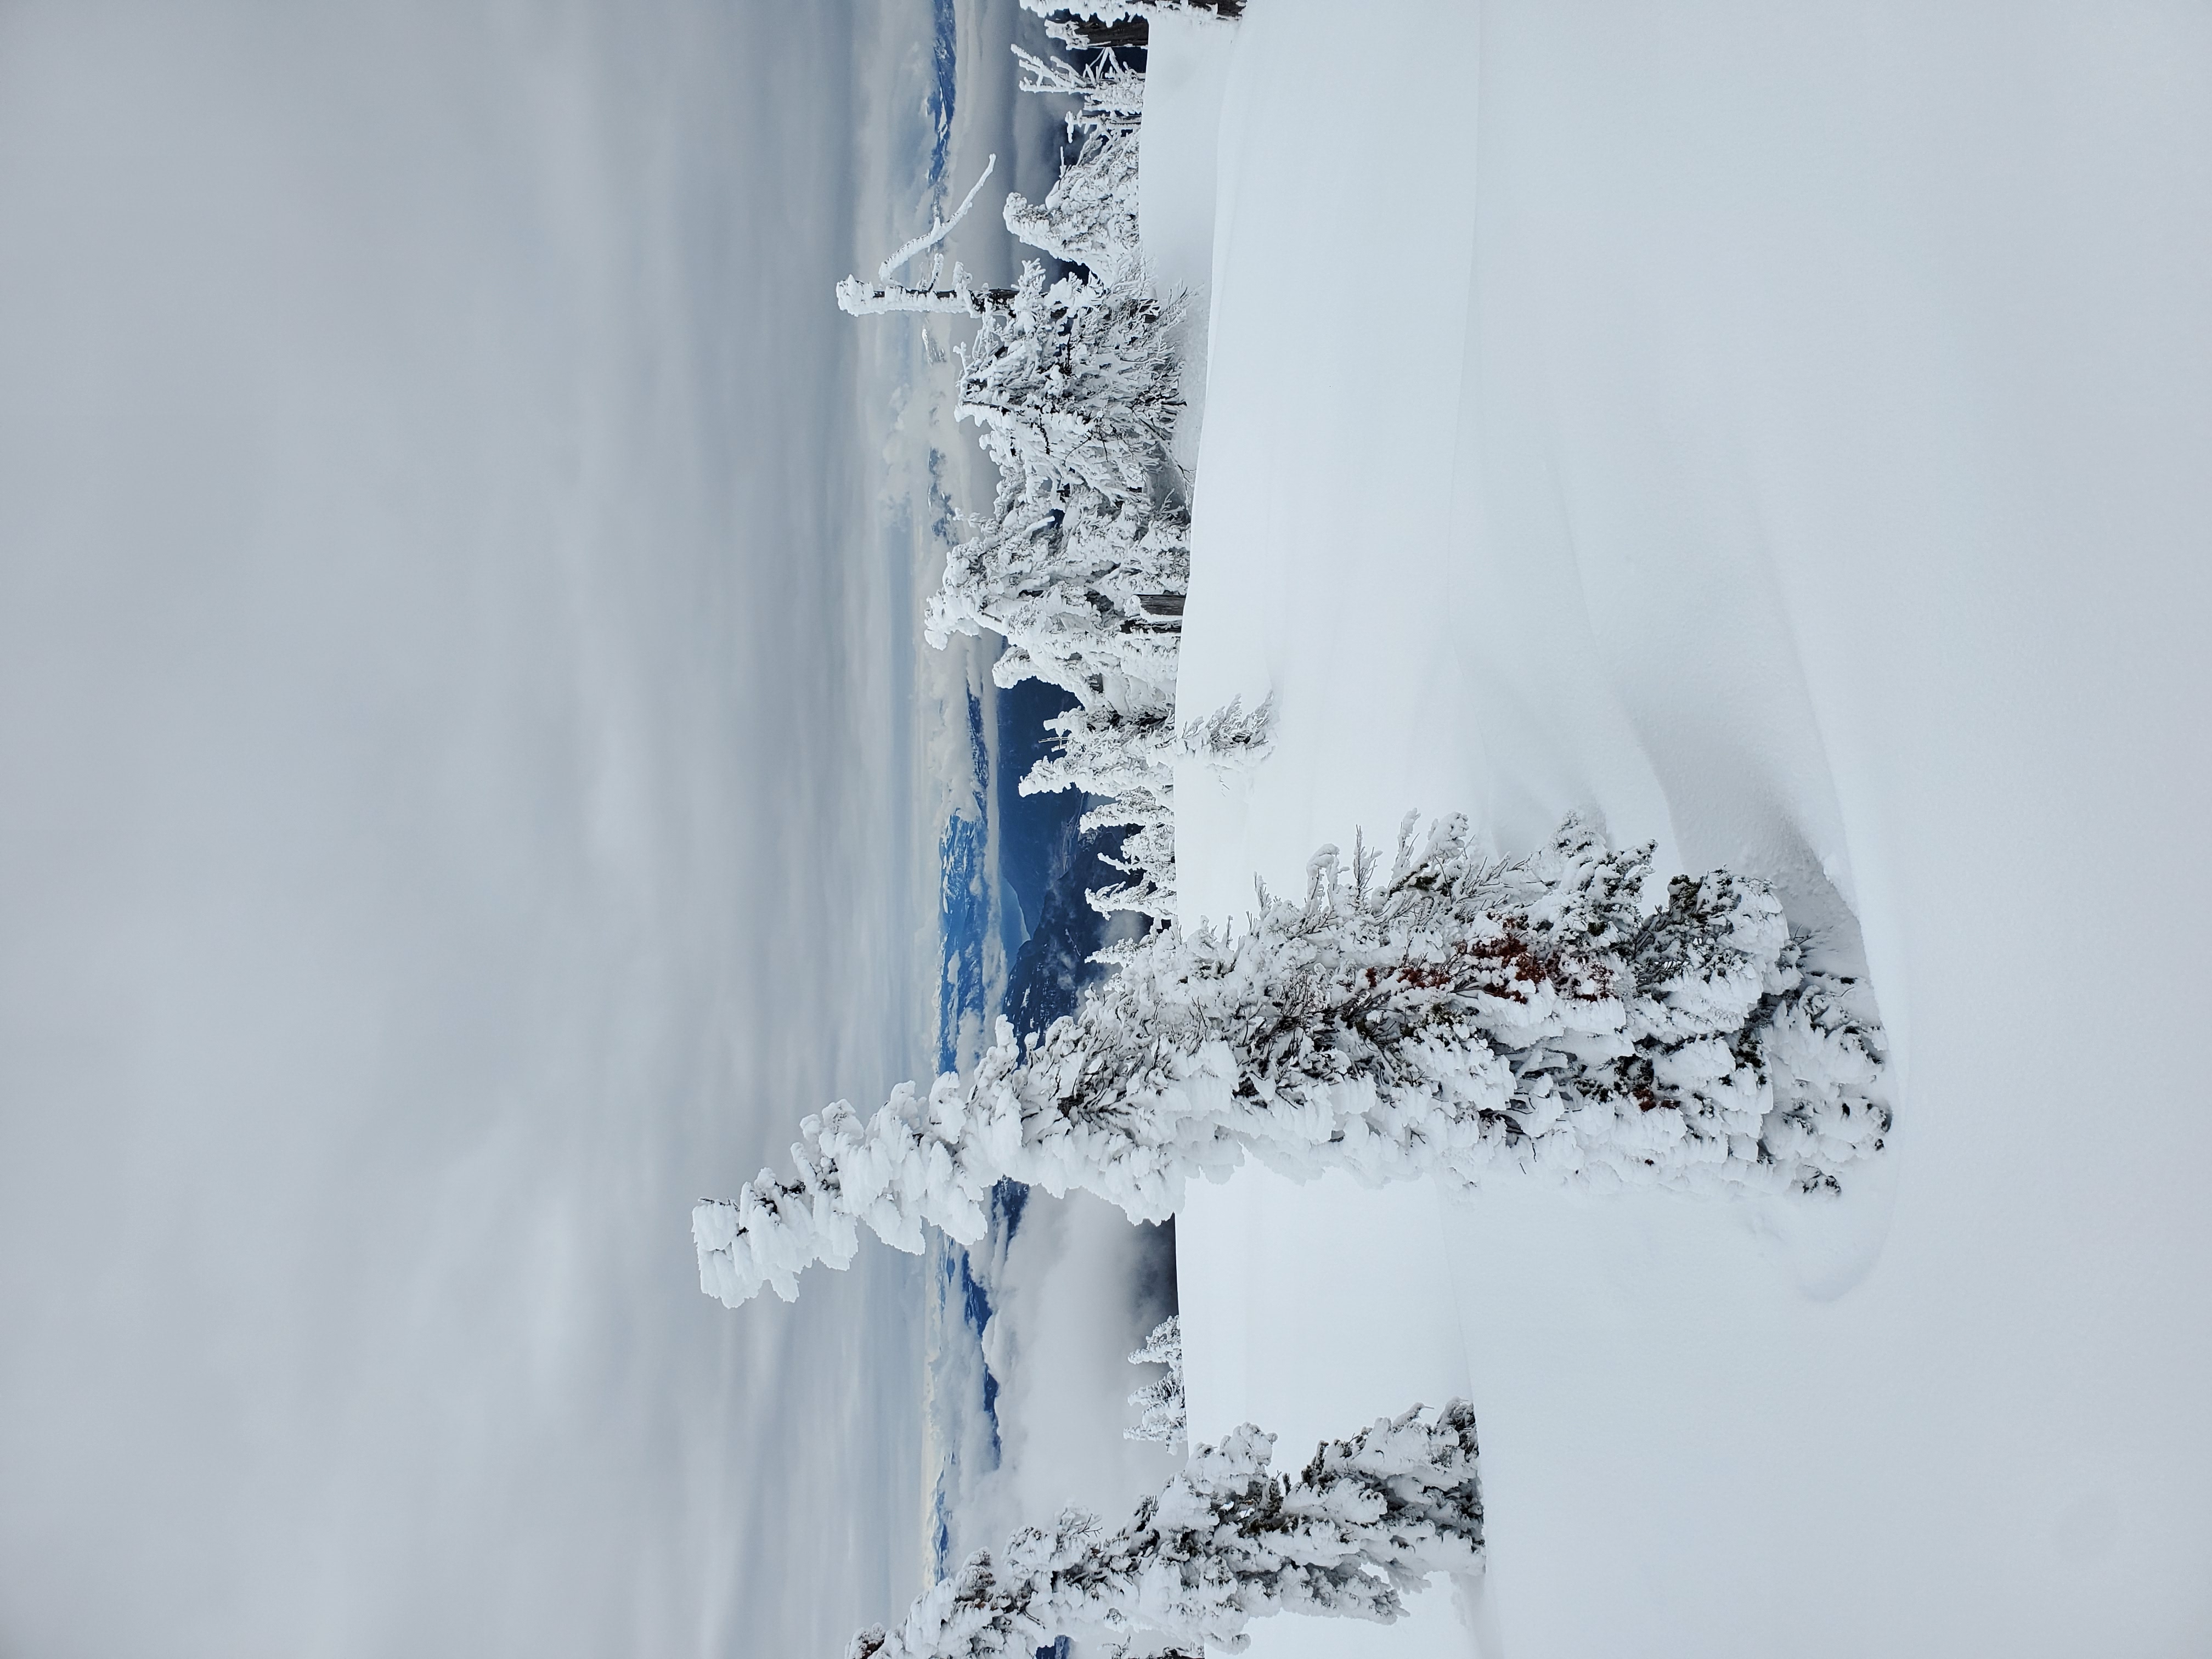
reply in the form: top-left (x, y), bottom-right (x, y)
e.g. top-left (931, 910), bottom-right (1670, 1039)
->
top-left (709, 809), bottom-right (1890, 1651)
top-left (839, 25), bottom-right (1240, 919)
top-left (852, 1401), bottom-right (1479, 1659)
top-left (775, 8), bottom-right (1893, 1652)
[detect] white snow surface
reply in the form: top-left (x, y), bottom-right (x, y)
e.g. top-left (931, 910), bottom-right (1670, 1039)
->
top-left (1148, 3), bottom-right (2212, 1655)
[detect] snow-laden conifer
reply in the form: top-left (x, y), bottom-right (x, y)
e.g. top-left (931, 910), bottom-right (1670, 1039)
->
top-left (926, 495), bottom-right (1187, 721)
top-left (849, 1400), bottom-right (1479, 1659)
top-left (695, 815), bottom-right (1888, 1305)
top-left (1005, 692), bottom-right (1269, 920)
top-left (950, 262), bottom-right (1186, 530)
top-left (1022, 697), bottom-right (1177, 804)
top-left (1013, 689), bottom-right (1269, 806)
top-left (1125, 1314), bottom-right (1186, 1448)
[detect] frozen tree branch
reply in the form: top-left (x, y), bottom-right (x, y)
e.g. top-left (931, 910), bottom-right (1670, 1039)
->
top-left (1013, 46), bottom-right (1146, 132)
top-left (879, 155), bottom-right (999, 280)
top-left (837, 160), bottom-right (1022, 318)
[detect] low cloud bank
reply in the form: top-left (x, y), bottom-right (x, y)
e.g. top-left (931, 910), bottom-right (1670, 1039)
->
top-left (0, 4), bottom-right (939, 1655)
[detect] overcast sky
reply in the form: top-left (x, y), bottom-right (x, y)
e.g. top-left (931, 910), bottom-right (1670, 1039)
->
top-left (0, 4), bottom-right (945, 1654)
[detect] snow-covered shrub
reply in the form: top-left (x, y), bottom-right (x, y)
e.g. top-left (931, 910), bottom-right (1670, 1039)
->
top-left (1181, 691), bottom-right (1274, 775)
top-left (1022, 697), bottom-right (1177, 803)
top-left (1125, 1314), bottom-right (1185, 1448)
top-left (695, 814), bottom-right (1889, 1305)
top-left (850, 1400), bottom-right (1480, 1659)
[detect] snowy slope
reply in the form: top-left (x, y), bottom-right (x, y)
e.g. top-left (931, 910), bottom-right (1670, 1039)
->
top-left (1150, 3), bottom-right (2212, 1655)
top-left (1152, 8), bottom-right (1493, 1655)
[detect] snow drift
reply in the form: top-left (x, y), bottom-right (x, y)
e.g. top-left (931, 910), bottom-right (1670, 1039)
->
top-left (1153, 2), bottom-right (2212, 1655)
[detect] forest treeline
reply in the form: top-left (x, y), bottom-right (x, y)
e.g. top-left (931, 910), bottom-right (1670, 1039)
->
top-left (839, 7), bottom-right (1265, 921)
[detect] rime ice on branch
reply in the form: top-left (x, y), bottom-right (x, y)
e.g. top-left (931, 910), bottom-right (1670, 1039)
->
top-left (835, 157), bottom-right (1014, 319)
top-left (695, 815), bottom-right (1889, 1306)
top-left (848, 1400), bottom-right (1481, 1659)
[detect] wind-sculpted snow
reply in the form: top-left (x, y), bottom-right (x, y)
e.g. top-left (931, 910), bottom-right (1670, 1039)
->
top-left (848, 1400), bottom-right (1481, 1659)
top-left (695, 815), bottom-right (1888, 1306)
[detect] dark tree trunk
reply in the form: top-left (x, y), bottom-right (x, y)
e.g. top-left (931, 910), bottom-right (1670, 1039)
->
top-left (1051, 0), bottom-right (1247, 54)
top-left (1048, 0), bottom-right (1245, 55)
top-left (1060, 18), bottom-right (1149, 50)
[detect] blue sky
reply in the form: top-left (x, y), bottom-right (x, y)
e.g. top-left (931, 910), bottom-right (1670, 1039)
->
top-left (0, 3), bottom-right (970, 1654)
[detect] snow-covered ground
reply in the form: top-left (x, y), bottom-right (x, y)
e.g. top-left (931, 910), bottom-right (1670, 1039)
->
top-left (1148, 3), bottom-right (2212, 1654)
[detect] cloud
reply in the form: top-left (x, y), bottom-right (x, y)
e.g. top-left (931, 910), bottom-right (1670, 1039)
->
top-left (0, 2), bottom-right (938, 1654)
top-left (952, 1194), bottom-right (1182, 1566)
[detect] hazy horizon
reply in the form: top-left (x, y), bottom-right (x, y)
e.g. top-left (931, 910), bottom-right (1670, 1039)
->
top-left (0, 4), bottom-right (960, 1653)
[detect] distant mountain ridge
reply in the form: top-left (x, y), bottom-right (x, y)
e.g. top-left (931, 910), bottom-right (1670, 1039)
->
top-left (1003, 824), bottom-right (1132, 1043)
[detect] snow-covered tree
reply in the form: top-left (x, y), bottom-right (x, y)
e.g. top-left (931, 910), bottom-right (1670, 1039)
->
top-left (695, 814), bottom-right (1889, 1305)
top-left (1085, 794), bottom-right (1176, 921)
top-left (1012, 44), bottom-right (1143, 132)
top-left (927, 496), bottom-right (1187, 716)
top-left (950, 263), bottom-right (1186, 525)
top-left (850, 1400), bottom-right (1479, 1659)
top-left (934, 258), bottom-right (1188, 918)
top-left (1126, 1314), bottom-right (1186, 1448)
